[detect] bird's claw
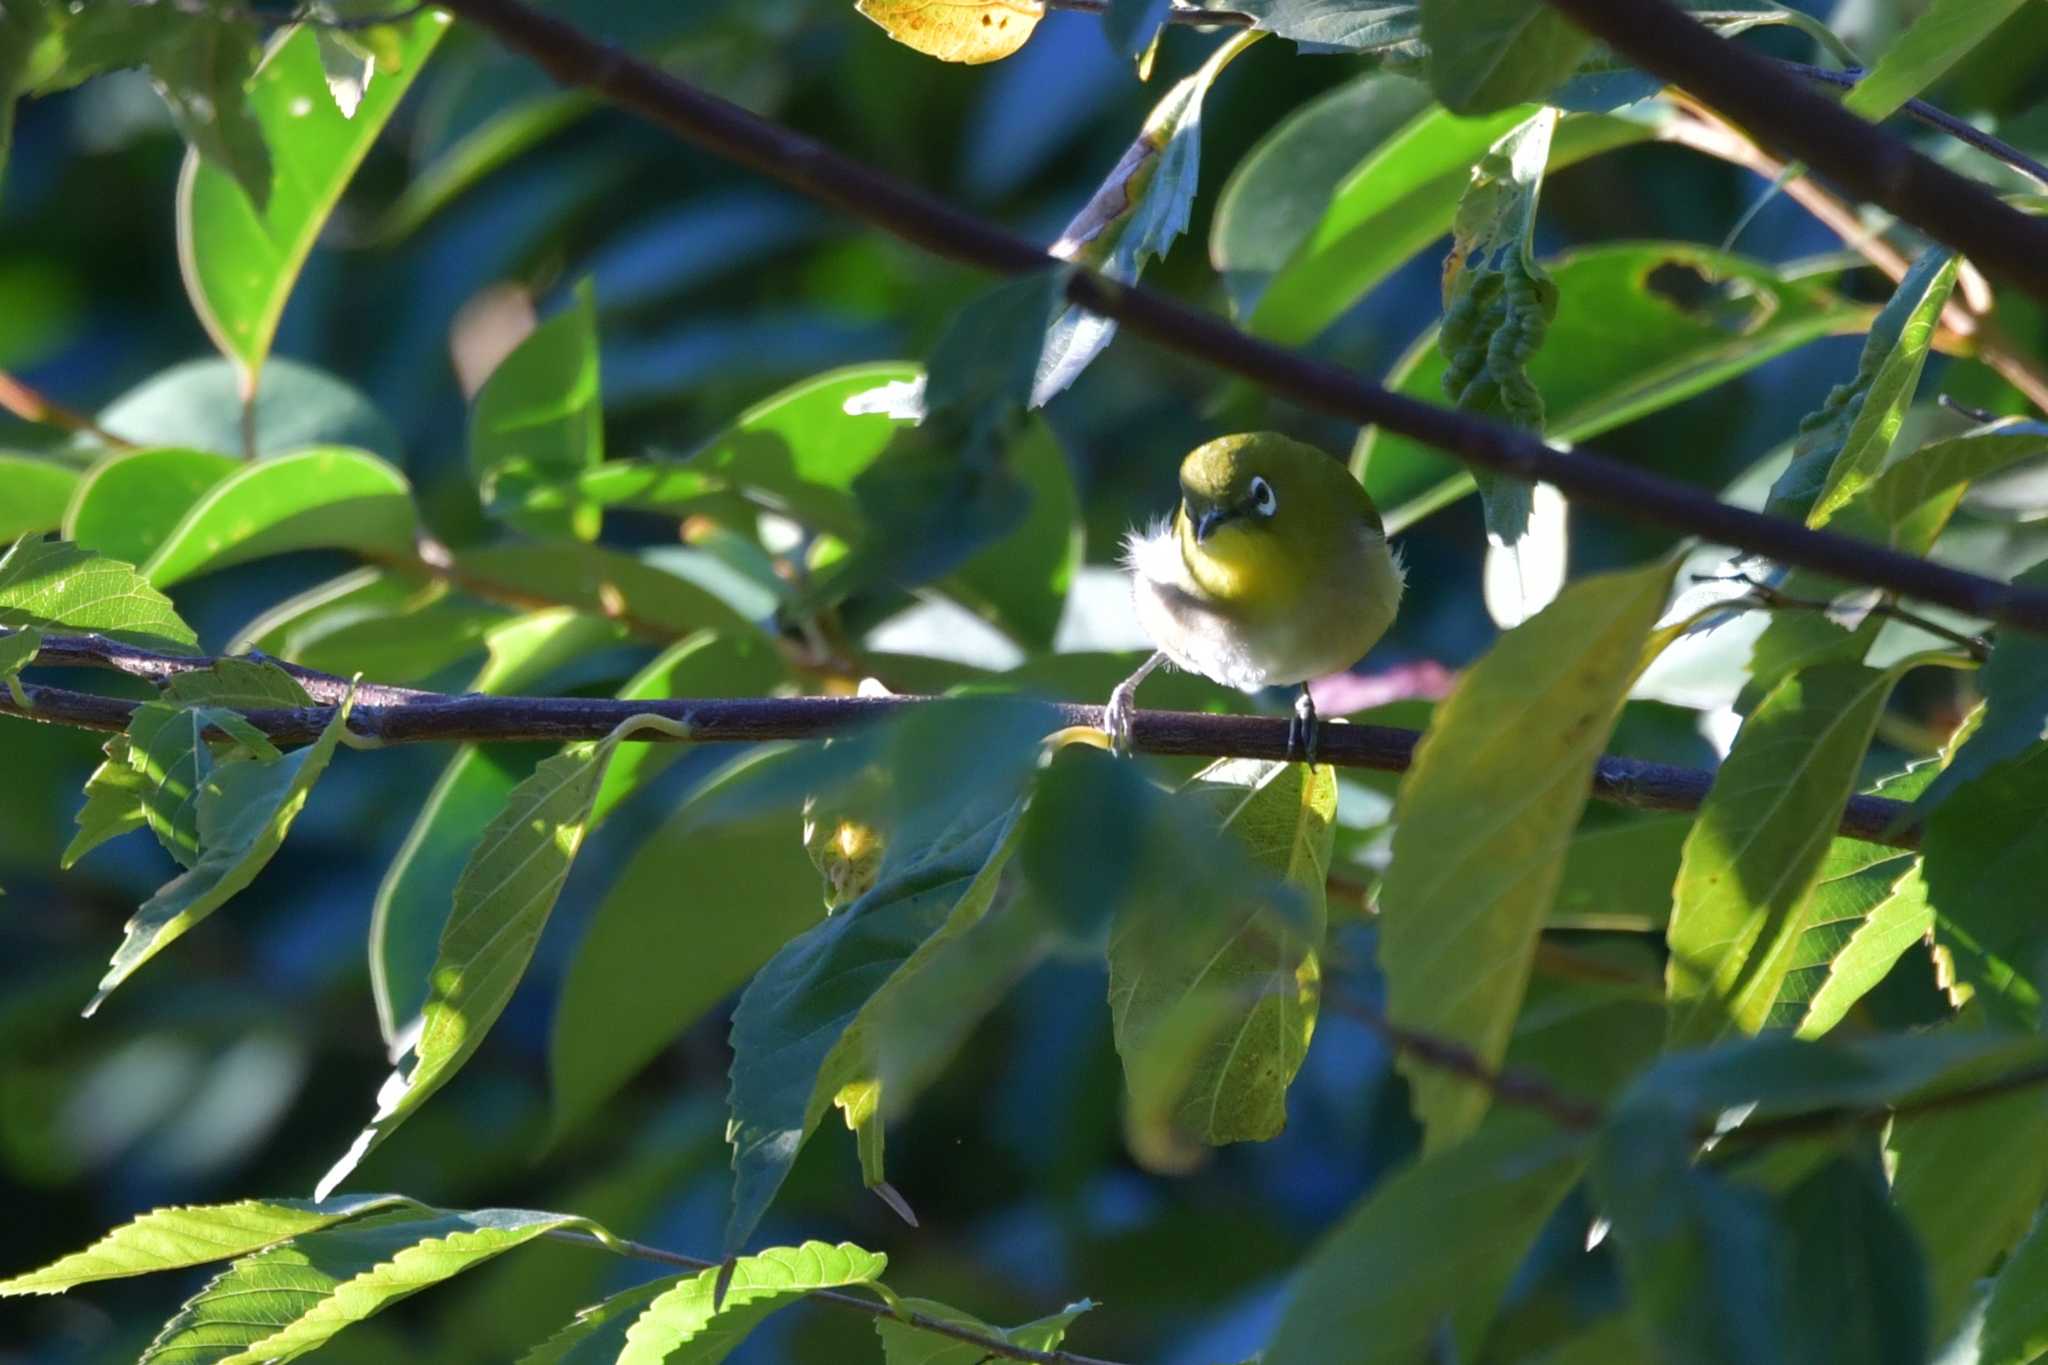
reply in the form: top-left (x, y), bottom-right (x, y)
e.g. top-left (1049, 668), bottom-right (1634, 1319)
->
top-left (1286, 688), bottom-right (1320, 766)
top-left (1105, 681), bottom-right (1139, 757)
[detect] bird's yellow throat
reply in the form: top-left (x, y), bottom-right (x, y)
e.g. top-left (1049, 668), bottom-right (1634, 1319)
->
top-left (1177, 509), bottom-right (1293, 610)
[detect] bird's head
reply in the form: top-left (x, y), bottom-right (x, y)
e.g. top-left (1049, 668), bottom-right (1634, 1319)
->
top-left (1177, 431), bottom-right (1380, 547)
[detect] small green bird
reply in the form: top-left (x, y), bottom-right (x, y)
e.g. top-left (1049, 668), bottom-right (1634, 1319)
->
top-left (1107, 432), bottom-right (1405, 759)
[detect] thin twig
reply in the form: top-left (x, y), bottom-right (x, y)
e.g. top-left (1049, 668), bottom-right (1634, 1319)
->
top-left (1540, 0), bottom-right (2048, 302)
top-left (0, 626), bottom-right (1926, 848)
top-left (1698, 570), bottom-right (1993, 661)
top-left (0, 371), bottom-right (135, 449)
top-left (1328, 992), bottom-right (1607, 1131)
top-left (541, 1230), bottom-right (1130, 1365)
top-left (1777, 61), bottom-right (2048, 191)
top-left (420, 0), bottom-right (2048, 638)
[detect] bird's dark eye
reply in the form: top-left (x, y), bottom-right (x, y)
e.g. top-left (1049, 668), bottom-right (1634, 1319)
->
top-left (1249, 476), bottom-right (1277, 516)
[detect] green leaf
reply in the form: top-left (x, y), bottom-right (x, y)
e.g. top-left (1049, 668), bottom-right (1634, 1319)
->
top-left (1764, 248), bottom-right (1959, 527)
top-left (617, 1242), bottom-right (887, 1365)
top-left (1838, 424), bottom-right (2048, 557)
top-left (1035, 30), bottom-right (1258, 404)
top-left (0, 1193), bottom-right (420, 1294)
top-left (1981, 1195), bottom-right (2048, 1365)
top-left (149, 14), bottom-right (270, 209)
top-left (92, 357), bottom-right (401, 463)
top-left (1916, 559), bottom-right (2048, 814)
top-left (0, 621), bottom-right (35, 706)
top-left (942, 419), bottom-right (1080, 656)
top-left (145, 1208), bottom-right (595, 1365)
top-left (1108, 758), bottom-right (1334, 1151)
top-left (1213, 0), bottom-right (1424, 51)
top-left (180, 14), bottom-right (450, 386)
top-left (550, 801), bottom-right (822, 1142)
top-left (140, 447), bottom-right (417, 588)
top-left (124, 659), bottom-right (312, 868)
top-left (1356, 245), bottom-right (1861, 517)
top-left (1420, 0), bottom-right (1592, 114)
top-left (320, 712), bottom-right (689, 1199)
top-left (723, 703), bottom-right (1046, 1252)
top-left (520, 1278), bottom-right (677, 1365)
top-left (472, 279), bottom-right (604, 542)
top-left (1210, 71), bottom-right (1437, 319)
top-left (0, 535), bottom-right (196, 654)
top-left (1779, 1152), bottom-right (1930, 1365)
top-left (1377, 555), bottom-right (1678, 1149)
top-left (1548, 814), bottom-right (1692, 931)
top-left (62, 447), bottom-right (240, 565)
top-left (1666, 662), bottom-right (1909, 1045)
top-left (876, 1297), bottom-right (1094, 1363)
top-left (1248, 104), bottom-right (1657, 347)
top-left (64, 735), bottom-right (149, 868)
top-left (1765, 860), bottom-right (1929, 1039)
top-left (1891, 1046), bottom-right (2048, 1339)
top-left (1436, 106), bottom-right (1558, 541)
top-left (1842, 0), bottom-right (2030, 123)
top-left (1922, 746), bottom-right (2048, 1026)
top-left (0, 454), bottom-right (77, 540)
top-left (369, 609), bottom-right (636, 1049)
top-left (453, 542), bottom-right (758, 642)
top-left (86, 687), bottom-right (355, 1014)
top-left (1264, 1119), bottom-right (1588, 1364)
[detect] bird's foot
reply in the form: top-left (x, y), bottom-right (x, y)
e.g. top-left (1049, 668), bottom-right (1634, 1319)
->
top-left (1105, 679), bottom-right (1140, 757)
top-left (1286, 686), bottom-right (1320, 765)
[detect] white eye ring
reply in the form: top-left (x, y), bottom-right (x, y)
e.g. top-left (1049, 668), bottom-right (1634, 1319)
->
top-left (1249, 476), bottom-right (1277, 516)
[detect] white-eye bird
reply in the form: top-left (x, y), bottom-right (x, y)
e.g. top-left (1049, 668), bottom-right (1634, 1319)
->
top-left (1106, 432), bottom-right (1405, 759)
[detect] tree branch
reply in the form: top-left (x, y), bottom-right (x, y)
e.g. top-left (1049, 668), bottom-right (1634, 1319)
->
top-left (0, 627), bottom-right (1924, 848)
top-left (1541, 0), bottom-right (2048, 304)
top-left (420, 0), bottom-right (2048, 638)
top-left (542, 1229), bottom-right (1130, 1365)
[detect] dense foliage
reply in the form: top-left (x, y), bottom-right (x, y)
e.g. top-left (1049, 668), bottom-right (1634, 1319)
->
top-left (3, 0), bottom-right (2048, 1361)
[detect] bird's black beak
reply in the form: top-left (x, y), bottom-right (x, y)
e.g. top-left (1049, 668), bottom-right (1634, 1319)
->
top-left (1194, 506), bottom-right (1232, 542)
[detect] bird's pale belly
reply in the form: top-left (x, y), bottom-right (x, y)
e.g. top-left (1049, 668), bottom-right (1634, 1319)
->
top-left (1132, 571), bottom-right (1390, 692)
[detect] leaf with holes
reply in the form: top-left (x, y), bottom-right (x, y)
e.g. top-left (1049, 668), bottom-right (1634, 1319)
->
top-left (854, 0), bottom-right (1041, 63)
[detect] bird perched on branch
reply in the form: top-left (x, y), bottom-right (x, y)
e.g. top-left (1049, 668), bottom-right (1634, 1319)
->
top-left (1106, 432), bottom-right (1404, 760)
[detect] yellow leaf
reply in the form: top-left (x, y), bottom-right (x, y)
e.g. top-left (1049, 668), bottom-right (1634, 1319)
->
top-left (855, 0), bottom-right (1043, 63)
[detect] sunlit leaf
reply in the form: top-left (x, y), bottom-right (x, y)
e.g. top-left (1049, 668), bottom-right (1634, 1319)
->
top-left (146, 1208), bottom-right (597, 1365)
top-left (0, 1194), bottom-right (421, 1295)
top-left (1764, 248), bottom-right (1958, 528)
top-left (62, 447), bottom-right (239, 565)
top-left (0, 454), bottom-right (77, 541)
top-left (1914, 559), bottom-right (2048, 814)
top-left (617, 1241), bottom-right (887, 1365)
top-left (1108, 758), bottom-right (1334, 1153)
top-left (86, 688), bottom-right (356, 1015)
top-left (180, 14), bottom-right (450, 386)
top-left (1842, 0), bottom-right (2030, 123)
top-left (854, 0), bottom-right (1042, 63)
top-left (0, 535), bottom-right (196, 653)
top-left (140, 447), bottom-right (417, 588)
top-left (1922, 746), bottom-right (2048, 1026)
top-left (1377, 555), bottom-right (1678, 1149)
top-left (320, 712), bottom-right (689, 1199)
top-left (471, 279), bottom-right (604, 542)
